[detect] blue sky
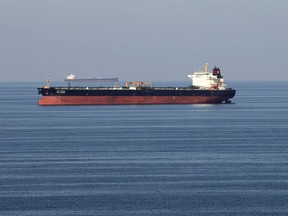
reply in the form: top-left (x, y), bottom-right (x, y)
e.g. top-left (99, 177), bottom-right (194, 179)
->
top-left (0, 0), bottom-right (287, 82)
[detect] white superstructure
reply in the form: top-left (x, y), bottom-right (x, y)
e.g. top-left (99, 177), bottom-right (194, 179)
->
top-left (188, 63), bottom-right (227, 90)
top-left (66, 73), bottom-right (75, 80)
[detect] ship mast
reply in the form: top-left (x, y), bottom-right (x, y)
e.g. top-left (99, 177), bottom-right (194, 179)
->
top-left (45, 78), bottom-right (51, 89)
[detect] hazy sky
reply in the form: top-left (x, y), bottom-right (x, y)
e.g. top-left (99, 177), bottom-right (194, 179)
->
top-left (1, 0), bottom-right (288, 82)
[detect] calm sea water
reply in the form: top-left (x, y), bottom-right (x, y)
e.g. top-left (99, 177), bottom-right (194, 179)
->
top-left (0, 81), bottom-right (288, 216)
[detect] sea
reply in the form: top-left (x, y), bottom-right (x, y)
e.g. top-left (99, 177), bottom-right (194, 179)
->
top-left (0, 81), bottom-right (288, 216)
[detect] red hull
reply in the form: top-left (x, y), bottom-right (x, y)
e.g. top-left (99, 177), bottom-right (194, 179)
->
top-left (38, 96), bottom-right (230, 105)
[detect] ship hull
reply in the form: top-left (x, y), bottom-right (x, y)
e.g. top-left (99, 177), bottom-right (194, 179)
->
top-left (38, 95), bottom-right (234, 105)
top-left (38, 87), bottom-right (236, 106)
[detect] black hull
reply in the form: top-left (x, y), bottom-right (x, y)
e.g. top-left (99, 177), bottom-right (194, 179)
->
top-left (38, 87), bottom-right (236, 98)
top-left (38, 87), bottom-right (236, 105)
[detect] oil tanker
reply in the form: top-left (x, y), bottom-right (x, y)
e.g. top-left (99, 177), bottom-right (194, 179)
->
top-left (38, 64), bottom-right (236, 105)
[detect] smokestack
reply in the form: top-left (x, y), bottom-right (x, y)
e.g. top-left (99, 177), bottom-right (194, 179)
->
top-left (204, 63), bottom-right (208, 73)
